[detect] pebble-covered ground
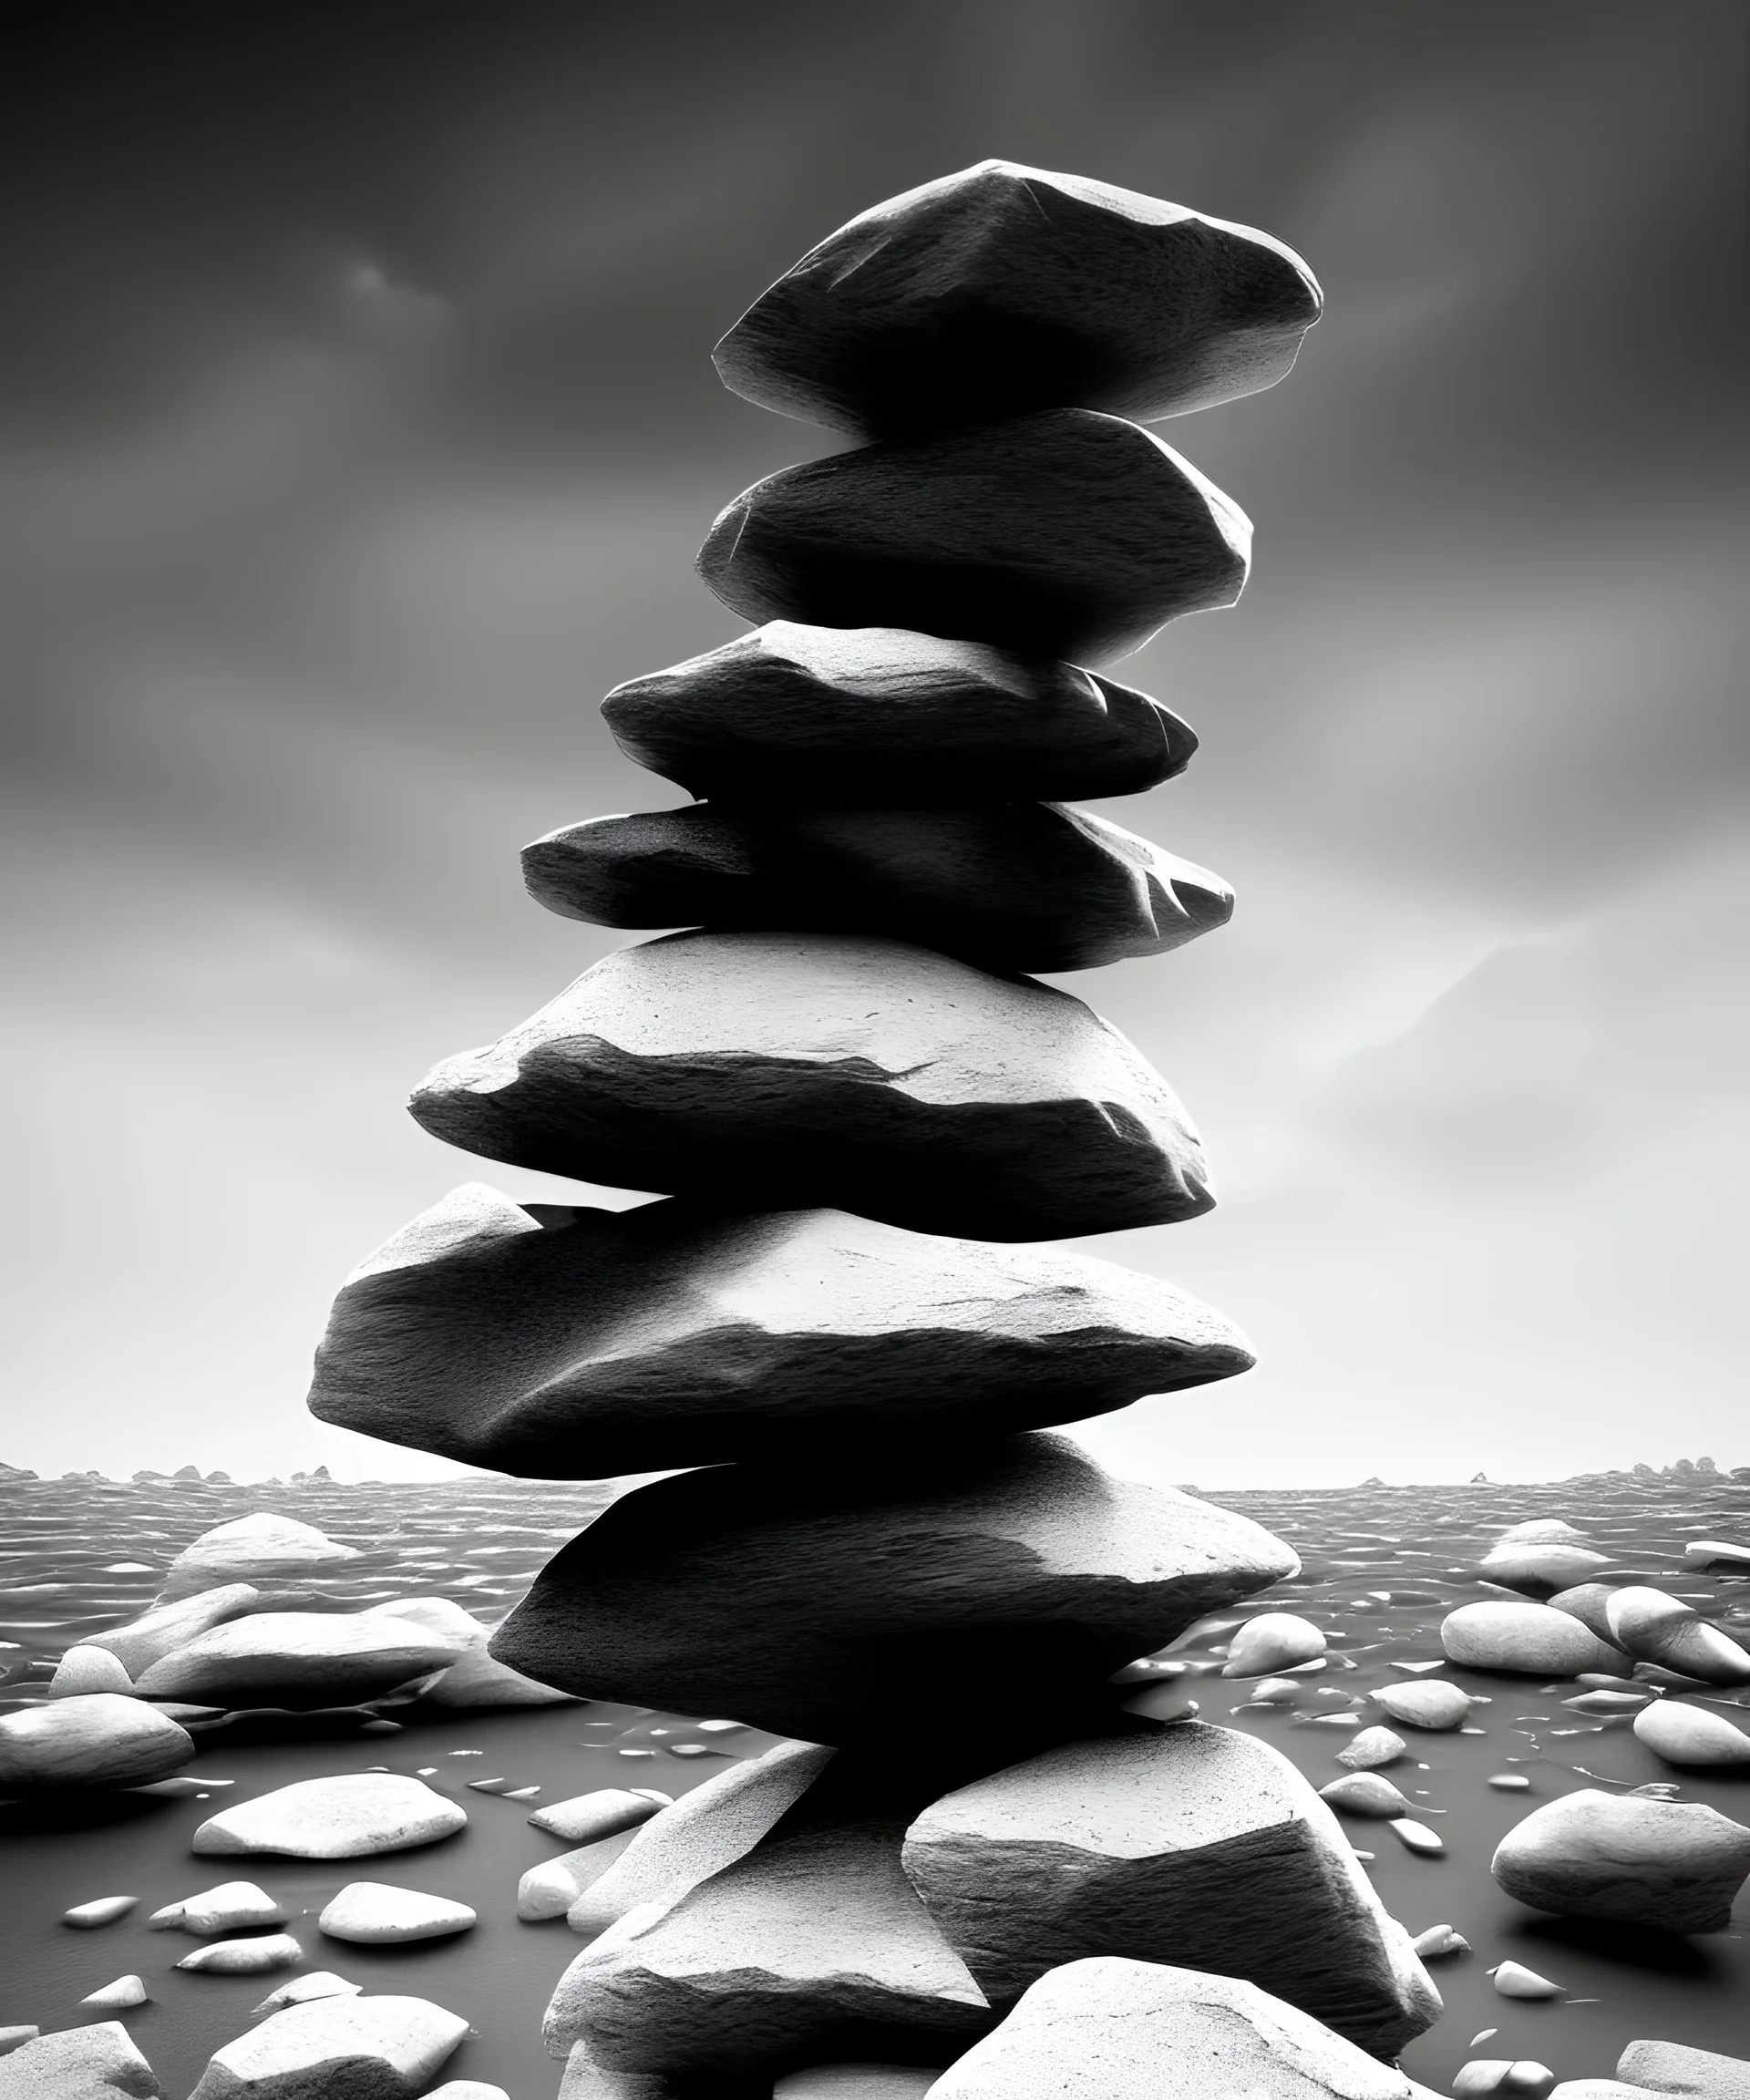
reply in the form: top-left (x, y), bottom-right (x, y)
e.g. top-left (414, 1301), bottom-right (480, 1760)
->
top-left (2, 1465), bottom-right (1746, 2095)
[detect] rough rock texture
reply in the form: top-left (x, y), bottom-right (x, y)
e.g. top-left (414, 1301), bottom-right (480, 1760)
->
top-left (925, 1957), bottom-right (1422, 2100)
top-left (567, 1745), bottom-right (836, 1939)
top-left (1491, 1789), bottom-right (1750, 1933)
top-left (359, 1598), bottom-right (579, 1708)
top-left (1440, 1602), bottom-right (1628, 1677)
top-left (494, 1436), bottom-right (1297, 1745)
top-left (159, 1514), bottom-right (359, 1601)
top-left (133, 1612), bottom-right (463, 1709)
top-left (544, 1815), bottom-right (989, 2074)
top-left (901, 1723), bottom-right (1438, 2057)
top-left (186, 1995), bottom-right (468, 2100)
top-left (176, 1934), bottom-right (304, 1974)
top-left (520, 1832), bottom-right (643, 1921)
top-left (1618, 2041), bottom-right (1750, 2100)
top-left (1632, 1699), bottom-right (1750, 1767)
top-left (601, 623), bottom-right (1197, 808)
top-left (407, 932), bottom-right (1212, 1242)
top-left (318, 1883), bottom-right (476, 1943)
top-left (696, 409), bottom-right (1250, 665)
top-left (192, 1773), bottom-right (468, 1858)
top-left (773, 2070), bottom-right (938, 2100)
top-left (0, 2023), bottom-right (162, 2099)
top-left (522, 801), bottom-right (1232, 975)
top-left (48, 1646), bottom-right (134, 1697)
top-left (1336, 1727), bottom-right (1408, 1772)
top-left (1603, 1590), bottom-right (1750, 1685)
top-left (557, 2037), bottom-right (672, 2100)
top-left (0, 1694), bottom-right (192, 1790)
top-left (310, 1186), bottom-right (1251, 1477)
top-left (713, 160), bottom-right (1321, 438)
top-left (84, 1585), bottom-right (263, 1677)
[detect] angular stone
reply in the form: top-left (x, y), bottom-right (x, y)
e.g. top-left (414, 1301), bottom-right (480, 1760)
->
top-left (0, 1694), bottom-right (192, 1790)
top-left (1633, 1698), bottom-right (1750, 1767)
top-left (48, 1646), bottom-right (134, 1697)
top-left (601, 623), bottom-right (1198, 807)
top-left (159, 1514), bottom-right (359, 1601)
top-left (715, 161), bottom-right (1321, 438)
top-left (318, 1882), bottom-right (476, 1943)
top-left (176, 1934), bottom-right (304, 1974)
top-left (1603, 1589), bottom-right (1750, 1685)
top-left (152, 1882), bottom-right (287, 1933)
top-left (1618, 2041), bottom-right (1750, 2100)
top-left (901, 1723), bottom-right (1437, 2057)
top-left (523, 802), bottom-right (1231, 976)
top-left (1336, 1727), bottom-right (1408, 1772)
top-left (0, 2023), bottom-right (161, 2098)
top-left (64, 1897), bottom-right (139, 1929)
top-left (251, 1974), bottom-right (363, 2017)
top-left (408, 932), bottom-right (1211, 1242)
top-left (1491, 1789), bottom-right (1750, 1933)
top-left (133, 1611), bottom-right (464, 1709)
top-left (1478, 1539), bottom-right (1612, 1596)
top-left (495, 1436), bottom-right (1296, 1745)
top-left (545, 1814), bottom-right (989, 2075)
top-left (84, 1585), bottom-right (264, 1677)
top-left (359, 1598), bottom-right (579, 1709)
top-left (192, 1773), bottom-right (468, 1858)
top-left (926, 1958), bottom-right (1422, 2100)
top-left (186, 1995), bottom-right (468, 2100)
top-left (80, 1978), bottom-right (149, 2012)
top-left (696, 410), bottom-right (1250, 665)
top-left (568, 1745), bottom-right (835, 1938)
top-left (1441, 1602), bottom-right (1627, 1677)
top-left (311, 1186), bottom-right (1251, 1477)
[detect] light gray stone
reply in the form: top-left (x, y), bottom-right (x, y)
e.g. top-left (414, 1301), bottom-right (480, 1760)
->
top-left (601, 623), bottom-right (1198, 808)
top-left (568, 1745), bottom-right (835, 1937)
top-left (1335, 1727), bottom-right (1408, 1771)
top-left (530, 1787), bottom-right (672, 1845)
top-left (407, 932), bottom-right (1213, 1243)
top-left (556, 2037), bottom-right (671, 2100)
top-left (1319, 1774), bottom-right (1415, 1819)
top-left (251, 1974), bottom-right (362, 2016)
top-left (519, 1831), bottom-right (643, 1920)
top-left (159, 1514), bottom-right (359, 1601)
top-left (425, 2087), bottom-right (510, 2100)
top-left (48, 1647), bottom-right (134, 1697)
top-left (318, 1883), bottom-right (476, 1943)
top-left (311, 1187), bottom-right (1251, 1477)
top-left (1479, 1539), bottom-right (1613, 1596)
top-left (494, 1436), bottom-right (1298, 1745)
top-left (1220, 1611), bottom-right (1326, 1677)
top-left (1604, 1590), bottom-right (1750, 1685)
top-left (1368, 1682), bottom-right (1471, 1731)
top-left (0, 2034), bottom-right (36, 2062)
top-left (0, 1695), bottom-right (192, 1790)
top-left (187, 1994), bottom-right (468, 2100)
top-left (696, 410), bottom-right (1249, 666)
top-left (193, 1773), bottom-right (468, 1858)
top-left (901, 1723), bottom-right (1437, 2057)
top-left (0, 2023), bottom-right (161, 2098)
top-left (1633, 1699), bottom-right (1750, 1766)
top-left (80, 1978), bottom-right (149, 2011)
top-left (1441, 1602), bottom-right (1627, 1677)
top-left (773, 2069), bottom-right (938, 2100)
top-left (1618, 2041), bottom-right (1750, 2100)
top-left (83, 1586), bottom-right (263, 1677)
top-left (134, 1613), bottom-right (464, 1709)
top-left (176, 1934), bottom-right (304, 1974)
top-left (63, 1897), bottom-right (138, 1929)
top-left (924, 1958), bottom-right (1421, 2100)
top-left (152, 1882), bottom-right (286, 1933)
top-left (545, 1814), bottom-right (989, 2075)
top-left (1492, 1788), bottom-right (1750, 1932)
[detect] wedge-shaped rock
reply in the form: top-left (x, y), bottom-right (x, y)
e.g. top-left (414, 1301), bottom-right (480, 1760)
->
top-left (1492, 1789), bottom-right (1750, 1934)
top-left (187, 1994), bottom-right (468, 2100)
top-left (0, 1694), bottom-right (192, 1791)
top-left (85, 1585), bottom-right (264, 1677)
top-left (601, 623), bottom-right (1197, 807)
top-left (1617, 2040), bottom-right (1750, 2100)
top-left (134, 1611), bottom-right (464, 1709)
top-left (523, 801), bottom-right (1231, 975)
top-left (193, 1773), bottom-right (468, 1858)
top-left (0, 2022), bottom-right (162, 2098)
top-left (901, 1723), bottom-right (1438, 2058)
top-left (408, 932), bottom-right (1210, 1242)
top-left (310, 1186), bottom-right (1251, 1477)
top-left (714, 161), bottom-right (1322, 438)
top-left (493, 1435), bottom-right (1297, 1745)
top-left (697, 410), bottom-right (1249, 665)
top-left (927, 1958), bottom-right (1425, 2100)
top-left (545, 1814), bottom-right (989, 2074)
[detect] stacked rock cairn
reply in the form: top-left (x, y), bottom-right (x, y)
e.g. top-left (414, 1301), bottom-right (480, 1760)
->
top-left (311, 165), bottom-right (1447, 2097)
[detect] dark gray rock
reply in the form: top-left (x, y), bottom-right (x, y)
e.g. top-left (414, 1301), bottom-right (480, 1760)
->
top-left (408, 932), bottom-right (1212, 1242)
top-left (308, 1185), bottom-right (1252, 1477)
top-left (713, 160), bottom-right (1321, 439)
top-left (901, 1723), bottom-right (1439, 2059)
top-left (600, 623), bottom-right (1196, 807)
top-left (522, 800), bottom-right (1231, 975)
top-left (545, 1815), bottom-right (990, 2075)
top-left (924, 1959), bottom-right (1424, 2100)
top-left (695, 410), bottom-right (1249, 665)
top-left (492, 1434), bottom-right (1297, 1745)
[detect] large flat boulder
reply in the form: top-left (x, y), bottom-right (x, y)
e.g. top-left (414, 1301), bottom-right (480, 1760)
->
top-left (84, 1586), bottom-right (263, 1677)
top-left (0, 1694), bottom-right (192, 1790)
top-left (192, 1773), bottom-right (468, 1858)
top-left (1492, 1789), bottom-right (1750, 1933)
top-left (1617, 2042), bottom-right (1750, 2100)
top-left (186, 1994), bottom-right (468, 2100)
top-left (0, 2023), bottom-right (161, 2098)
top-left (601, 623), bottom-right (1197, 807)
top-left (492, 1434), bottom-right (1297, 1745)
top-left (901, 1722), bottom-right (1438, 2058)
top-left (924, 1958), bottom-right (1423, 2100)
top-left (133, 1611), bottom-right (464, 1709)
top-left (158, 1514), bottom-right (359, 1601)
top-left (407, 932), bottom-right (1211, 1242)
top-left (522, 801), bottom-right (1231, 975)
top-left (713, 160), bottom-right (1321, 438)
top-left (1440, 1602), bottom-right (1627, 1677)
top-left (308, 1186), bottom-right (1251, 1477)
top-left (695, 410), bottom-right (1249, 665)
top-left (545, 1815), bottom-right (989, 2075)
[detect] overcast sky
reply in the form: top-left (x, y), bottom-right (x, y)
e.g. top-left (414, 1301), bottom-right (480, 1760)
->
top-left (4, 1), bottom-right (1745, 1486)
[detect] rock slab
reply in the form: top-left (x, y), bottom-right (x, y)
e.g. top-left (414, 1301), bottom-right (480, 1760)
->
top-left (193, 1773), bottom-right (468, 1858)
top-left (0, 2023), bottom-right (161, 2098)
top-left (134, 1612), bottom-right (463, 1709)
top-left (187, 1995), bottom-right (468, 2100)
top-left (0, 1695), bottom-right (192, 1790)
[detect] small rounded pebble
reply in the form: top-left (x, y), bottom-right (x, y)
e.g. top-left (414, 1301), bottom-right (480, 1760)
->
top-left (152, 1881), bottom-right (287, 1934)
top-left (62, 1897), bottom-right (138, 1929)
top-left (318, 1881), bottom-right (477, 1944)
top-left (1372, 1681), bottom-right (1472, 1730)
top-left (1411, 1923), bottom-right (1470, 1958)
top-left (1493, 1960), bottom-right (1562, 1999)
top-left (1220, 1612), bottom-right (1327, 1677)
top-left (1336, 1725), bottom-right (1407, 1771)
top-left (1488, 1774), bottom-right (1533, 1790)
top-left (1471, 2029), bottom-right (1498, 2045)
top-left (79, 1975), bottom-right (148, 2010)
top-left (1319, 1773), bottom-right (1415, 1818)
top-left (176, 1931), bottom-right (304, 1973)
top-left (1389, 1817), bottom-right (1445, 1856)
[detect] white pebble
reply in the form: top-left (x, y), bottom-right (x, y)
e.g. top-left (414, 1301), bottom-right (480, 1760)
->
top-left (1493, 1959), bottom-right (1562, 1999)
top-left (79, 1975), bottom-right (148, 2011)
top-left (62, 1897), bottom-right (137, 1929)
top-left (318, 1882), bottom-right (476, 1944)
top-left (177, 1932), bottom-right (304, 1974)
top-left (1389, 1817), bottom-right (1445, 1856)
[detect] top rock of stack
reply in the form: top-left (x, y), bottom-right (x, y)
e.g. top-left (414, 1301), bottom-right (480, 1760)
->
top-left (714, 160), bottom-right (1321, 439)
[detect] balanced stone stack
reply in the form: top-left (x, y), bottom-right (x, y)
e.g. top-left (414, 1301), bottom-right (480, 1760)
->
top-left (310, 163), bottom-right (1441, 2091)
